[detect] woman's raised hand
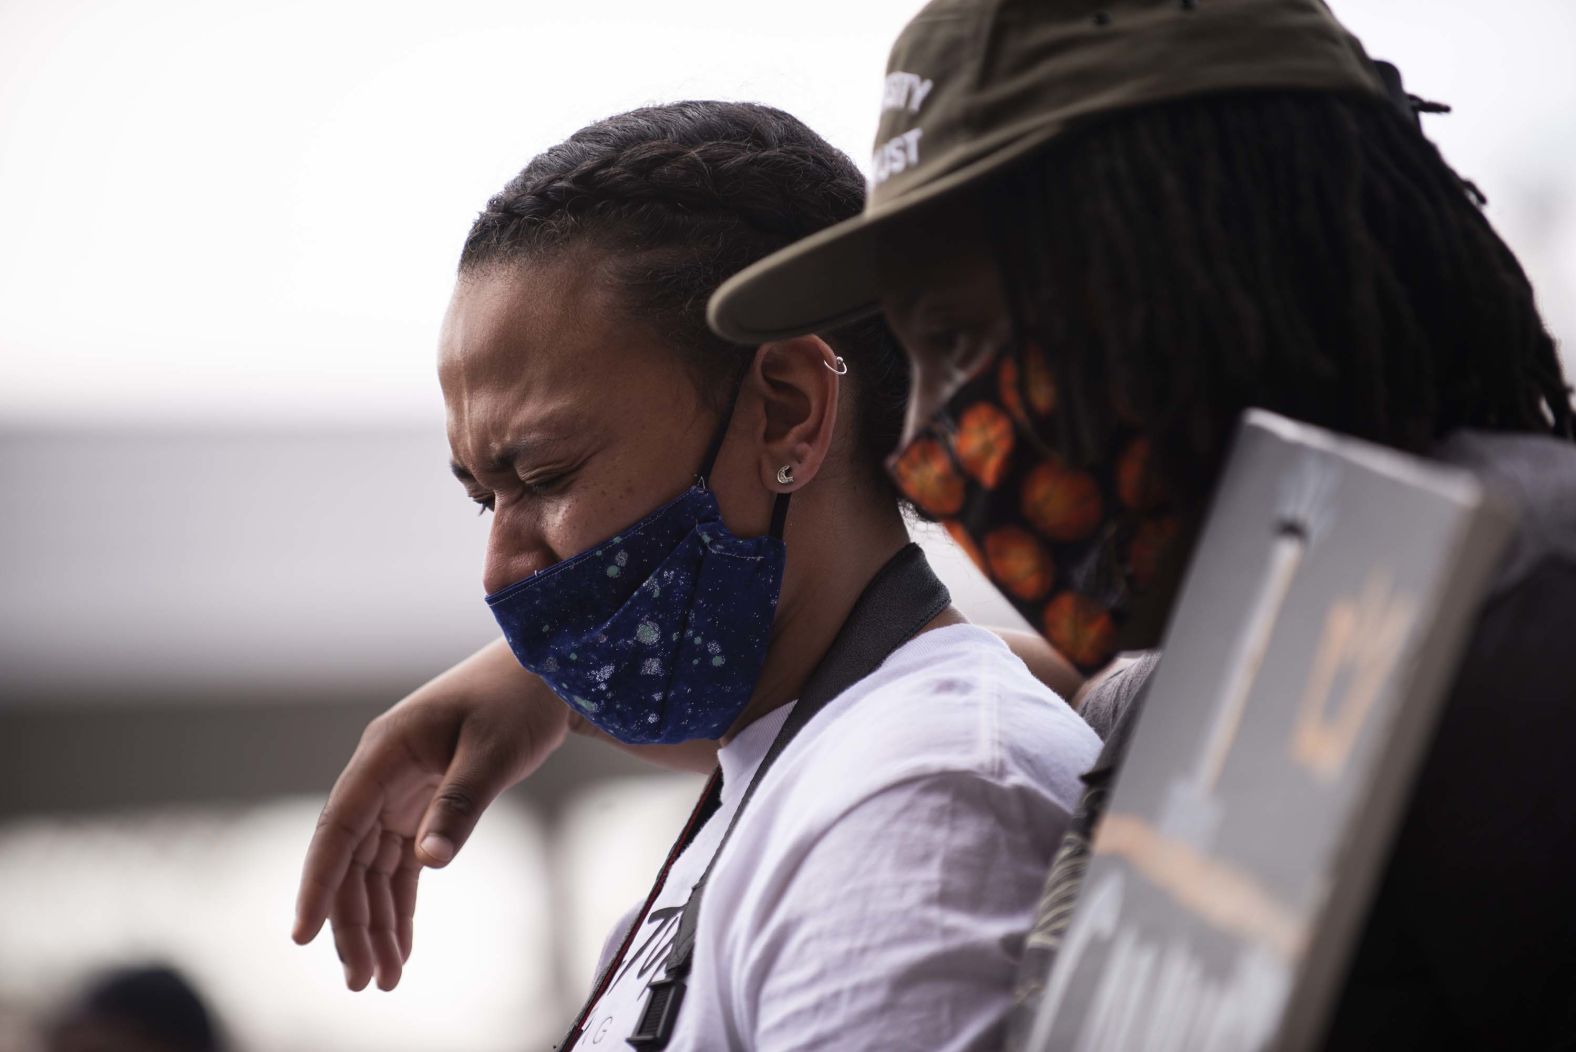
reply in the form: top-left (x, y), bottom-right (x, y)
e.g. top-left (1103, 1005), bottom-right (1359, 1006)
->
top-left (291, 638), bottom-right (569, 991)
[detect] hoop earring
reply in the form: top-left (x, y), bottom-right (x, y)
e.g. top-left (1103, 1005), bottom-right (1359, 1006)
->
top-left (824, 355), bottom-right (848, 375)
top-left (776, 464), bottom-right (795, 486)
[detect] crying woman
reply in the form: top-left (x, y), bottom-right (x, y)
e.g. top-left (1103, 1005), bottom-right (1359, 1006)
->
top-left (343, 100), bottom-right (1100, 1052)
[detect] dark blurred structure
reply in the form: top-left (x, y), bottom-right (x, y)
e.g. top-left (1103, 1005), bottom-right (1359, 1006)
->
top-left (44, 965), bottom-right (222, 1052)
top-left (0, 424), bottom-right (660, 816)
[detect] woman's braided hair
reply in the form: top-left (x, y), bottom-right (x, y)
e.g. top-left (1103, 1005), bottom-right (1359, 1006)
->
top-left (988, 90), bottom-right (1575, 506)
top-left (460, 101), bottom-right (909, 492)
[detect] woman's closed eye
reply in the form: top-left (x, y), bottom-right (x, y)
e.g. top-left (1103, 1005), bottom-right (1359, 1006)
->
top-left (465, 464), bottom-right (580, 515)
top-left (518, 466), bottom-right (575, 497)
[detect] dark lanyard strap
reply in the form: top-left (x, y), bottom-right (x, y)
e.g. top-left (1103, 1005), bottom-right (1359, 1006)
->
top-left (556, 542), bottom-right (950, 1051)
top-left (557, 767), bottom-right (723, 1050)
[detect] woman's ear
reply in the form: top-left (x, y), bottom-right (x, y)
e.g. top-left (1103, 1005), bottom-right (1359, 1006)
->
top-left (749, 335), bottom-right (842, 493)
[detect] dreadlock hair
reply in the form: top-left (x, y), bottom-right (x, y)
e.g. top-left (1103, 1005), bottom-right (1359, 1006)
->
top-left (986, 89), bottom-right (1575, 508)
top-left (459, 101), bottom-right (911, 497)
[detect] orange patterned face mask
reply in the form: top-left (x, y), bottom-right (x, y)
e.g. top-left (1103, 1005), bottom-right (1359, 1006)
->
top-left (889, 344), bottom-right (1179, 673)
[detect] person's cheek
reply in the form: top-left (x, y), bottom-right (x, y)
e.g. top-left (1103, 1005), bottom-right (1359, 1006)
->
top-left (542, 483), bottom-right (616, 561)
top-left (896, 370), bottom-right (942, 453)
top-left (889, 337), bottom-right (949, 451)
top-left (894, 338), bottom-right (1004, 454)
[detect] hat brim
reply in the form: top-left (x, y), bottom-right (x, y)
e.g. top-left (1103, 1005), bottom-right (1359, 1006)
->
top-left (707, 118), bottom-right (1070, 346)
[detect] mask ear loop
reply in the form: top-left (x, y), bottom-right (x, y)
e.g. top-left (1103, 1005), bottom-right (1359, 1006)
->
top-left (695, 364), bottom-right (793, 541)
top-left (769, 491), bottom-right (791, 540)
top-left (695, 373), bottom-right (748, 488)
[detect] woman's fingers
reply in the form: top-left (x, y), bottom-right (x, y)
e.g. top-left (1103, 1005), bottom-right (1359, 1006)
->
top-left (331, 825), bottom-right (381, 991)
top-left (293, 745), bottom-right (388, 945)
top-left (392, 839), bottom-right (422, 963)
top-left (366, 830), bottom-right (406, 990)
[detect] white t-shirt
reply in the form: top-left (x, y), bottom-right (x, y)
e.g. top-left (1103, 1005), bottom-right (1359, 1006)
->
top-left (574, 623), bottom-right (1101, 1051)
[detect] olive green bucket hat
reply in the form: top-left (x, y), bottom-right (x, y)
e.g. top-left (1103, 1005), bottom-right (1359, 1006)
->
top-left (708, 0), bottom-right (1386, 345)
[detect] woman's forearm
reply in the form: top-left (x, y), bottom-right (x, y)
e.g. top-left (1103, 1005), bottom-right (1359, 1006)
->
top-left (466, 637), bottom-right (719, 776)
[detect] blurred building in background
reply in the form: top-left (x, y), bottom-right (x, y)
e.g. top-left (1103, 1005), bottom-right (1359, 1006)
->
top-left (1, 1), bottom-right (1571, 1050)
top-left (0, 424), bottom-right (1014, 1051)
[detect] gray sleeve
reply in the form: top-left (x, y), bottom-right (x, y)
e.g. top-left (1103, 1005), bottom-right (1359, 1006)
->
top-left (1077, 651), bottom-right (1162, 741)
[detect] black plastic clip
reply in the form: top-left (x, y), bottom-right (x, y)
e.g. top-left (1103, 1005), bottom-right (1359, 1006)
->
top-left (626, 974), bottom-right (687, 1050)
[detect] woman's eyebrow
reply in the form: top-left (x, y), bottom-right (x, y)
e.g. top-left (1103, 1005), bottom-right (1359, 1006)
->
top-left (450, 431), bottom-right (579, 482)
top-left (450, 445), bottom-right (524, 481)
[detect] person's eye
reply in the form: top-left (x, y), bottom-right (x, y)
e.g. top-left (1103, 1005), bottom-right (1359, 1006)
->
top-left (471, 493), bottom-right (496, 515)
top-left (520, 466), bottom-right (577, 497)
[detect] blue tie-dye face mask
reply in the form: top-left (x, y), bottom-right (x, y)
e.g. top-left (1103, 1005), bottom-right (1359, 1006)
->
top-left (484, 400), bottom-right (790, 745)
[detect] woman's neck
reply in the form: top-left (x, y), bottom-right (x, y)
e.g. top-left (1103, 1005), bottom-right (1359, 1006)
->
top-left (718, 499), bottom-right (961, 746)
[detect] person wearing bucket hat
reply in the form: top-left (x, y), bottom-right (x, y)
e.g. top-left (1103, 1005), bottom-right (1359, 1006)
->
top-left (709, 0), bottom-right (1393, 347)
top-left (712, 0), bottom-right (1576, 1047)
top-left (710, 0), bottom-right (1440, 672)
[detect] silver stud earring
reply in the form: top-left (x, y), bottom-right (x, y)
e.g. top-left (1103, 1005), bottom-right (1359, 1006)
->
top-left (776, 464), bottom-right (795, 486)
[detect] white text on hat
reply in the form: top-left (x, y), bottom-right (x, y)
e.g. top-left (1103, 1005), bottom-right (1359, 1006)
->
top-left (872, 128), bottom-right (923, 186)
top-left (883, 71), bottom-right (935, 114)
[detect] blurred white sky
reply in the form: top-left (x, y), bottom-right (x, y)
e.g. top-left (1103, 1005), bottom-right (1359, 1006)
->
top-left (0, 0), bottom-right (1572, 427)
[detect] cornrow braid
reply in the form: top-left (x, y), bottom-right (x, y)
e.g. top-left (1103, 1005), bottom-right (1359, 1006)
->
top-left (468, 137), bottom-right (861, 245)
top-left (460, 102), bottom-right (908, 487)
top-left (986, 90), bottom-right (1574, 509)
